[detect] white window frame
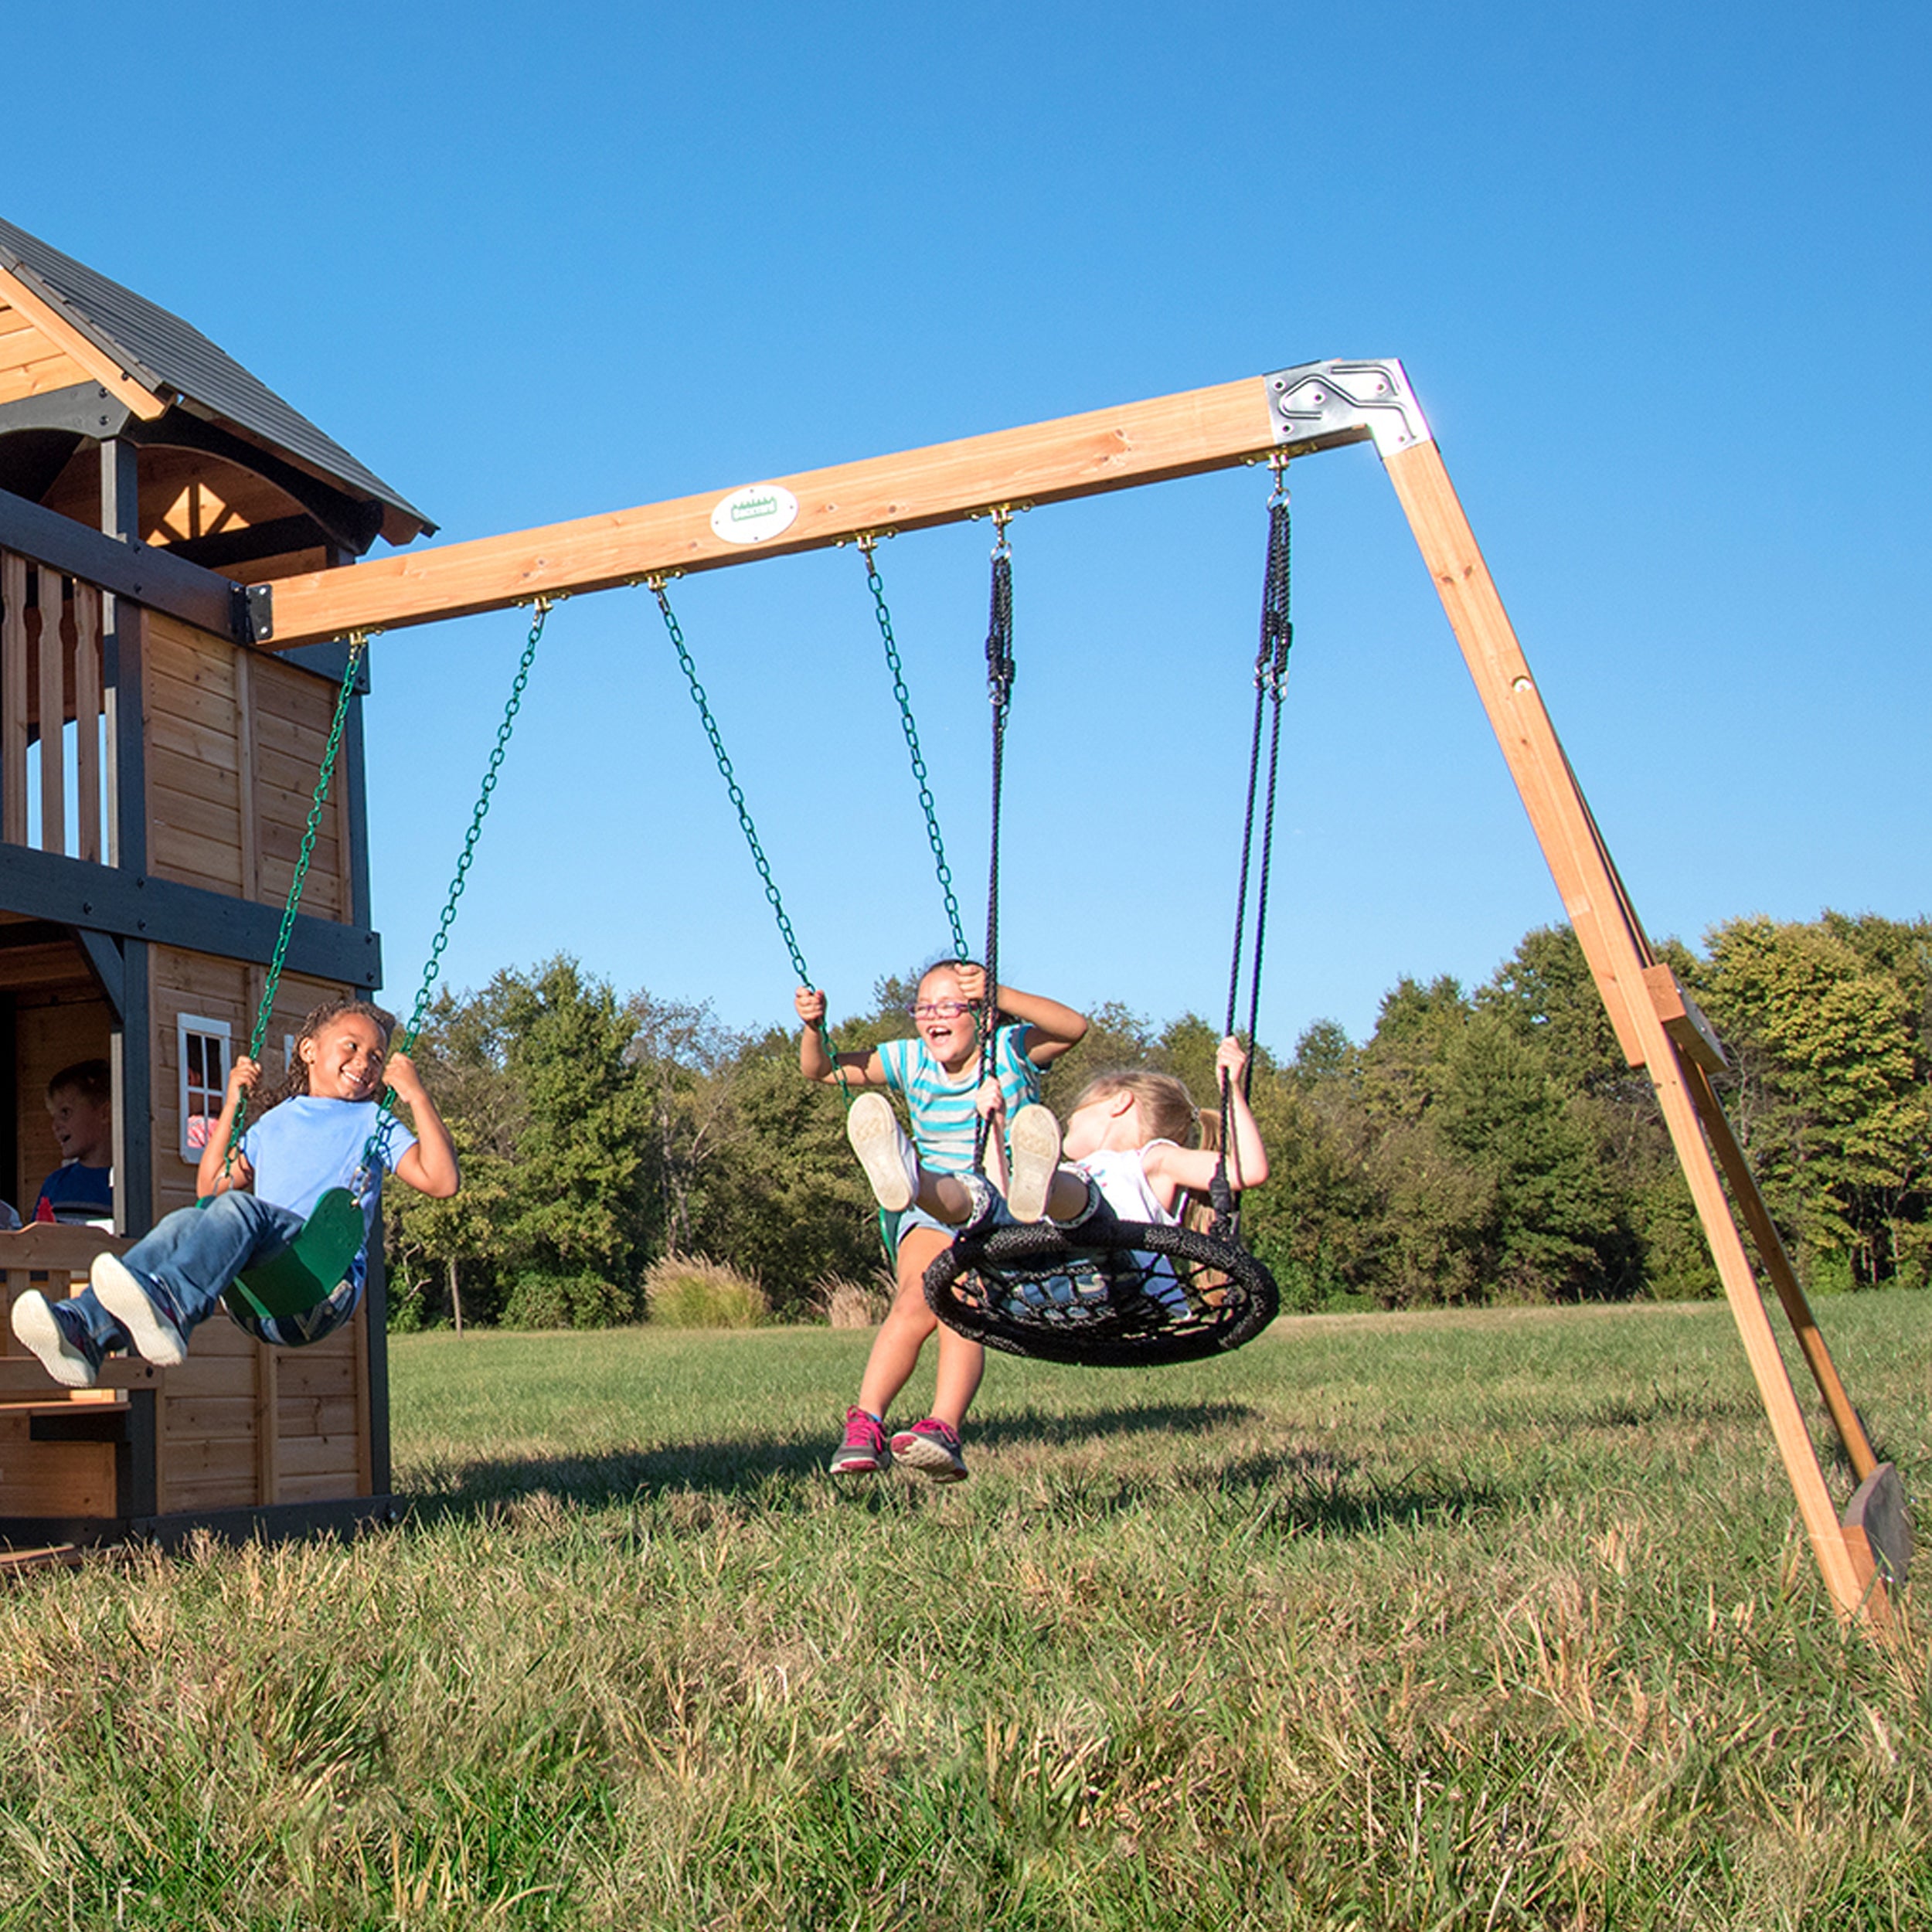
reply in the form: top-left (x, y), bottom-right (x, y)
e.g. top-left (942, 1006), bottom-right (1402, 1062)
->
top-left (178, 1014), bottom-right (233, 1164)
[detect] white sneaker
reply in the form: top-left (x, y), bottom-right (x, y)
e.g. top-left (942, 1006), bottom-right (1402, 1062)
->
top-left (846, 1092), bottom-right (920, 1213)
top-left (1005, 1103), bottom-right (1063, 1222)
top-left (91, 1253), bottom-right (188, 1368)
top-left (10, 1291), bottom-right (100, 1388)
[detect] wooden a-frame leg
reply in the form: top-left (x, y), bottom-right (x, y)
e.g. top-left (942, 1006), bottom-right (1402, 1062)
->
top-left (1678, 1060), bottom-right (1876, 1481)
top-left (1381, 437), bottom-right (1893, 1631)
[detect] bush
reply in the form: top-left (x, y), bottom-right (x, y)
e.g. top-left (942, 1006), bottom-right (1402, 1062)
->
top-left (812, 1270), bottom-right (893, 1328)
top-left (502, 1269), bottom-right (639, 1330)
top-left (644, 1253), bottom-right (769, 1328)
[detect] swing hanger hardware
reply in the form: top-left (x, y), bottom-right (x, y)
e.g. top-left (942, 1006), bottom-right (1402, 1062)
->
top-left (846, 529), bottom-right (898, 556)
top-left (640, 570), bottom-right (685, 594)
top-left (973, 501), bottom-right (1032, 555)
top-left (990, 505), bottom-right (1015, 557)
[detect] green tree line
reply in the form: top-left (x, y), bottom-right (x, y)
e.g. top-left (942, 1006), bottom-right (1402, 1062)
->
top-left (383, 913), bottom-right (1931, 1328)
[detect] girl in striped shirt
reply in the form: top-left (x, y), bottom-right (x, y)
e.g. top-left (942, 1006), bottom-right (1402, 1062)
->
top-left (795, 958), bottom-right (1086, 1481)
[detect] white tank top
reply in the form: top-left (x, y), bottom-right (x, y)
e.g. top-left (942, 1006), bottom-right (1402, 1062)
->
top-left (1067, 1142), bottom-right (1185, 1313)
top-left (1069, 1144), bottom-right (1179, 1226)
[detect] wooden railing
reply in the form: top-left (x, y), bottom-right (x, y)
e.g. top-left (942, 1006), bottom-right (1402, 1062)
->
top-left (0, 547), bottom-right (107, 863)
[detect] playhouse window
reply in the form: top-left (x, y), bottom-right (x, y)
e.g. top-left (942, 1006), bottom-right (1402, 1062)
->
top-left (179, 1016), bottom-right (233, 1162)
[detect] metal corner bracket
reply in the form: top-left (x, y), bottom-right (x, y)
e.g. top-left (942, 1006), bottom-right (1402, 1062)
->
top-left (1263, 359), bottom-right (1431, 461)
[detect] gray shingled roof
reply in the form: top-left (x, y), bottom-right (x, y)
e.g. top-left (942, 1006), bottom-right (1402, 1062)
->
top-left (0, 215), bottom-right (433, 543)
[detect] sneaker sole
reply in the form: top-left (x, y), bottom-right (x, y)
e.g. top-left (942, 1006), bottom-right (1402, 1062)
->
top-left (891, 1434), bottom-right (969, 1483)
top-left (1005, 1104), bottom-right (1063, 1223)
top-left (9, 1293), bottom-right (97, 1388)
top-left (828, 1452), bottom-right (891, 1476)
top-left (90, 1254), bottom-right (187, 1368)
top-left (847, 1094), bottom-right (917, 1213)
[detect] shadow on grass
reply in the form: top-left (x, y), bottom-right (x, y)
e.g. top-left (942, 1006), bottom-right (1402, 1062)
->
top-left (400, 1400), bottom-right (1258, 1519)
top-left (396, 1399), bottom-right (1511, 1543)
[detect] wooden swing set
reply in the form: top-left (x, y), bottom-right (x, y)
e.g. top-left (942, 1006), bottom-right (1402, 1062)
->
top-left (244, 356), bottom-right (1910, 1633)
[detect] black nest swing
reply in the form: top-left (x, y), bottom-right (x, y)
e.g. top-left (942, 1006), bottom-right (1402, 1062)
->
top-left (919, 474), bottom-right (1295, 1367)
top-left (923, 1212), bottom-right (1279, 1367)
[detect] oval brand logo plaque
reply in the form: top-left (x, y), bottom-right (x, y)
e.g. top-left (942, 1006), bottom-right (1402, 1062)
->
top-left (709, 483), bottom-right (800, 546)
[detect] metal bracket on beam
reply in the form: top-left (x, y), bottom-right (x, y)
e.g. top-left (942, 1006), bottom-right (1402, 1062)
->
top-left (241, 582), bottom-right (274, 646)
top-left (0, 381), bottom-right (136, 441)
top-left (1264, 359), bottom-right (1430, 461)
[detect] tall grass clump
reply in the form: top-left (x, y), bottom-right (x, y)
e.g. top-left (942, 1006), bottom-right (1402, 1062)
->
top-left (642, 1251), bottom-right (769, 1328)
top-left (812, 1270), bottom-right (893, 1328)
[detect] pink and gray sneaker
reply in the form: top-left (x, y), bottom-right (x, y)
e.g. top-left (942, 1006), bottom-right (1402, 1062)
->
top-left (890, 1417), bottom-right (968, 1482)
top-left (829, 1406), bottom-right (892, 1475)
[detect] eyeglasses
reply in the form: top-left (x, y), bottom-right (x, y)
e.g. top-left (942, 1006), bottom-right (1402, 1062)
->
top-left (908, 1000), bottom-right (972, 1019)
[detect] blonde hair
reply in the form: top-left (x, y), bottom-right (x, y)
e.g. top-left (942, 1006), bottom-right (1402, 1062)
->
top-left (1072, 1069), bottom-right (1201, 1149)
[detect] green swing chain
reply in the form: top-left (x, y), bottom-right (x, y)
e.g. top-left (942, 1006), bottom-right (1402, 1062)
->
top-left (355, 597), bottom-right (553, 1172)
top-left (855, 533), bottom-right (969, 962)
top-left (393, 598), bottom-right (550, 1060)
top-left (223, 631), bottom-right (370, 1173)
top-left (647, 575), bottom-right (849, 1099)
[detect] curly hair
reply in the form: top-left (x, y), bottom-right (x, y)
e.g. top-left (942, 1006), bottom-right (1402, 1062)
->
top-left (251, 999), bottom-right (396, 1117)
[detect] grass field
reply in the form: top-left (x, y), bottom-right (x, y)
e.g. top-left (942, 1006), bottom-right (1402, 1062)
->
top-left (2, 1294), bottom-right (1927, 1930)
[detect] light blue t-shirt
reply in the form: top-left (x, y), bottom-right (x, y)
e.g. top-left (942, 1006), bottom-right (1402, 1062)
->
top-left (238, 1097), bottom-right (416, 1287)
top-left (876, 1023), bottom-right (1040, 1175)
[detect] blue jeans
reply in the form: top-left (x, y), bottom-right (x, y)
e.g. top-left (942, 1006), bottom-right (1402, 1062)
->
top-left (63, 1193), bottom-right (308, 1357)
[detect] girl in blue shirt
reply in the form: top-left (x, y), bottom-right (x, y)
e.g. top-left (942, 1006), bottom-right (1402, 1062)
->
top-left (12, 1001), bottom-right (459, 1387)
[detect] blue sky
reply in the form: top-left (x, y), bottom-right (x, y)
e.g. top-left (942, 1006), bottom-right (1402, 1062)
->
top-left (10, 2), bottom-right (1927, 1051)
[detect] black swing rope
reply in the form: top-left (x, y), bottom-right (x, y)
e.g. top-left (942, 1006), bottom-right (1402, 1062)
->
top-left (971, 509), bottom-right (1018, 1175)
top-left (1212, 454), bottom-right (1294, 1234)
top-left (923, 464), bottom-right (1294, 1367)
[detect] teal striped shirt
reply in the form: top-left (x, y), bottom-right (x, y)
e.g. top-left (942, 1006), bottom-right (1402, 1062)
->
top-left (877, 1025), bottom-right (1041, 1175)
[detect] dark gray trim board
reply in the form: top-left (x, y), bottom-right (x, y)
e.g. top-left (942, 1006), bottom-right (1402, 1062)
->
top-left (0, 481), bottom-right (263, 645)
top-left (0, 842), bottom-right (381, 987)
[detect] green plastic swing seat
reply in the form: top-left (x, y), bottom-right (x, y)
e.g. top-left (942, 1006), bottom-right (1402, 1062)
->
top-left (219, 1186), bottom-right (368, 1326)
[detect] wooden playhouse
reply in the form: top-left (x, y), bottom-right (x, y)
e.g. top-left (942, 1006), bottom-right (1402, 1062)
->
top-left (0, 215), bottom-right (433, 1553)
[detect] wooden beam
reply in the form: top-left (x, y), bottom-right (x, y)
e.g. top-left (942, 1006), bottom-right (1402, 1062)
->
top-left (73, 581), bottom-right (101, 864)
top-left (0, 267), bottom-right (169, 423)
top-left (1381, 436), bottom-right (1889, 1631)
top-left (1380, 444), bottom-right (1655, 1067)
top-left (1679, 1055), bottom-right (1878, 1484)
top-left (0, 484), bottom-right (252, 648)
top-left (263, 376), bottom-right (1287, 648)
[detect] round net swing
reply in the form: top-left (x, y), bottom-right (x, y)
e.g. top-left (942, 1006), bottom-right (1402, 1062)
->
top-left (922, 468), bottom-right (1297, 1368)
top-left (922, 1210), bottom-right (1279, 1367)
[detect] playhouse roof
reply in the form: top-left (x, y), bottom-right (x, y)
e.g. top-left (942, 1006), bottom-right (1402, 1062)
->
top-left (0, 214), bottom-right (433, 547)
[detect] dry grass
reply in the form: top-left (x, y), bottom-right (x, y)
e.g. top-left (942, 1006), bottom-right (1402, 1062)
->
top-left (811, 1269), bottom-right (894, 1328)
top-left (641, 1252), bottom-right (770, 1328)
